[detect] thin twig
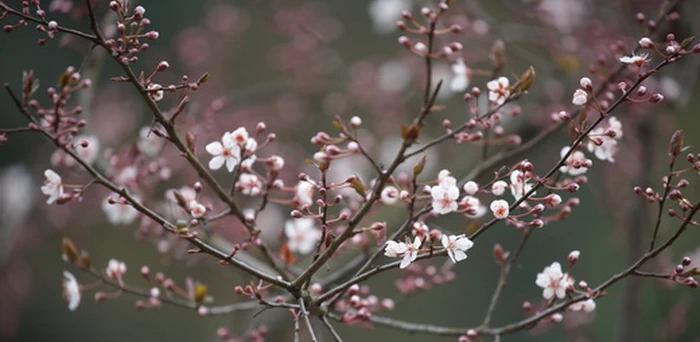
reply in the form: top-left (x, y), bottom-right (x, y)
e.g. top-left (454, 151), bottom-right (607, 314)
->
top-left (299, 298), bottom-right (319, 342)
top-left (321, 315), bottom-right (344, 342)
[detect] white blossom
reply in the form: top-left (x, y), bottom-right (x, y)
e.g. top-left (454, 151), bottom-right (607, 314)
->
top-left (487, 77), bottom-right (510, 105)
top-left (384, 240), bottom-right (408, 258)
top-left (587, 117), bottom-right (623, 162)
top-left (147, 83), bottom-right (163, 102)
top-left (402, 237), bottom-right (421, 269)
top-left (535, 262), bottom-right (569, 300)
top-left (619, 52), bottom-right (650, 66)
top-left (284, 218), bottom-right (321, 255)
top-left (41, 169), bottom-right (63, 204)
top-left (460, 195), bottom-right (481, 217)
top-left (189, 200), bottom-right (206, 218)
top-left (411, 221), bottom-right (429, 238)
top-left (106, 259), bottom-right (127, 279)
top-left (206, 132), bottom-right (241, 172)
top-left (236, 173), bottom-right (263, 196)
top-left (62, 271), bottom-right (81, 311)
top-left (572, 88), bottom-right (588, 106)
top-left (384, 237), bottom-right (422, 269)
top-left (441, 234), bottom-right (474, 263)
top-left (490, 199), bottom-right (510, 219)
top-left (492, 180), bottom-right (508, 196)
top-left (430, 177), bottom-right (459, 215)
top-left (559, 146), bottom-right (591, 175)
top-left (463, 181), bottom-right (478, 195)
top-left (509, 170), bottom-right (534, 200)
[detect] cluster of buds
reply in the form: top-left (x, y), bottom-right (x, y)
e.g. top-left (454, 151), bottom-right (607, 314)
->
top-left (234, 280), bottom-right (273, 301)
top-left (334, 284), bottom-right (395, 325)
top-left (669, 257), bottom-right (699, 288)
top-left (20, 69), bottom-right (91, 145)
top-left (106, 1), bottom-right (159, 64)
top-left (309, 116), bottom-right (366, 170)
top-left (397, 2), bottom-right (464, 58)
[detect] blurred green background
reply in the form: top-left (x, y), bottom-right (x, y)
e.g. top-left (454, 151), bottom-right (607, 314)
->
top-left (1, 0), bottom-right (700, 341)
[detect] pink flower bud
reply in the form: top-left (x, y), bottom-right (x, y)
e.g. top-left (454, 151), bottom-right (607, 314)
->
top-left (350, 116), bottom-right (362, 127)
top-left (579, 77), bottom-right (593, 91)
top-left (649, 93), bottom-right (664, 103)
top-left (639, 37), bottom-right (654, 48)
top-left (568, 250), bottom-right (580, 265)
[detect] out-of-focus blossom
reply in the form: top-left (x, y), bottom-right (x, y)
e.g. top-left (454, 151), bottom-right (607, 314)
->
top-left (587, 117), bottom-right (623, 162)
top-left (285, 218), bottom-right (321, 255)
top-left (137, 126), bottom-right (165, 157)
top-left (619, 52), bottom-right (650, 66)
top-left (41, 169), bottom-right (63, 205)
top-left (102, 195), bottom-right (139, 225)
top-left (369, 0), bottom-right (411, 34)
top-left (450, 58), bottom-right (471, 92)
top-left (381, 186), bottom-right (399, 205)
top-left (62, 271), bottom-right (81, 311)
top-left (572, 89), bottom-right (588, 106)
top-left (569, 299), bottom-right (596, 312)
top-left (295, 181), bottom-right (315, 208)
top-left (378, 60), bottom-right (412, 93)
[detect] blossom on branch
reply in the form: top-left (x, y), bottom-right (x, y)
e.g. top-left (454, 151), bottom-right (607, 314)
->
top-left (559, 146), bottom-right (591, 175)
top-left (206, 132), bottom-right (241, 172)
top-left (41, 169), bottom-right (63, 204)
top-left (509, 170), bottom-right (534, 201)
top-left (384, 237), bottom-right (422, 269)
top-left (430, 173), bottom-right (460, 215)
top-left (535, 262), bottom-right (569, 300)
top-left (487, 76), bottom-right (510, 105)
top-left (441, 234), bottom-right (474, 263)
top-left (490, 199), bottom-right (510, 219)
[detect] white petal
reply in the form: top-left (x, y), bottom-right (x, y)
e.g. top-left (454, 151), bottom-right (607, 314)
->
top-left (225, 156), bottom-right (238, 172)
top-left (454, 237), bottom-right (474, 251)
top-left (205, 141), bottom-right (223, 155)
top-left (452, 250), bottom-right (468, 262)
top-left (543, 287), bottom-right (554, 300)
top-left (399, 255), bottom-right (412, 269)
top-left (208, 156), bottom-right (225, 170)
top-left (45, 169), bottom-right (61, 182)
top-left (446, 249), bottom-right (456, 263)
